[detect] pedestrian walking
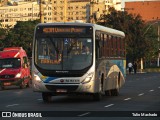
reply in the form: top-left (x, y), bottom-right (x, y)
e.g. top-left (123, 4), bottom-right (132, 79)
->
top-left (133, 61), bottom-right (137, 74)
top-left (128, 62), bottom-right (133, 74)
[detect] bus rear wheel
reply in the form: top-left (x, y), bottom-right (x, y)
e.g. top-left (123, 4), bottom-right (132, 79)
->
top-left (42, 93), bottom-right (52, 103)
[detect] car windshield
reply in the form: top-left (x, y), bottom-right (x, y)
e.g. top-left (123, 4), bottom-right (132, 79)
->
top-left (0, 58), bottom-right (21, 68)
top-left (35, 37), bottom-right (93, 70)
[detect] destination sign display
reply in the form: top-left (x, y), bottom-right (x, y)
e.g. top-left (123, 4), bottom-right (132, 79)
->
top-left (43, 27), bottom-right (86, 33)
top-left (40, 59), bottom-right (60, 64)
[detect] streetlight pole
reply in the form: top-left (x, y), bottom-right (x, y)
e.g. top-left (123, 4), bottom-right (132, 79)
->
top-left (143, 22), bottom-right (158, 36)
top-left (143, 21), bottom-right (160, 67)
top-left (141, 22), bottom-right (156, 71)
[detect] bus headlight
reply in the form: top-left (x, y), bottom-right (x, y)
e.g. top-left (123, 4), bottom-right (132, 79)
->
top-left (15, 72), bottom-right (21, 78)
top-left (82, 72), bottom-right (94, 84)
top-left (34, 74), bottom-right (41, 82)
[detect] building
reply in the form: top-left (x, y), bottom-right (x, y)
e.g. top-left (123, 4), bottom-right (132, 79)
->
top-left (0, 0), bottom-right (123, 28)
top-left (0, 1), bottom-right (40, 28)
top-left (41, 0), bottom-right (123, 23)
top-left (49, 0), bottom-right (89, 22)
top-left (0, 0), bottom-right (8, 7)
top-left (124, 0), bottom-right (160, 22)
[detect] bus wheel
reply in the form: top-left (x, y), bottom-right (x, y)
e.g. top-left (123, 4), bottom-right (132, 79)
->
top-left (105, 90), bottom-right (111, 96)
top-left (42, 93), bottom-right (52, 103)
top-left (93, 80), bottom-right (103, 101)
top-left (111, 88), bottom-right (119, 96)
top-left (93, 93), bottom-right (101, 101)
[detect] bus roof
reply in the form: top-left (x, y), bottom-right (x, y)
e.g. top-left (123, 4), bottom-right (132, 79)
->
top-left (36, 22), bottom-right (125, 38)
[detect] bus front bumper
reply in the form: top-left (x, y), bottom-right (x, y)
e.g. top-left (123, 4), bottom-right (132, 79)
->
top-left (33, 81), bottom-right (94, 94)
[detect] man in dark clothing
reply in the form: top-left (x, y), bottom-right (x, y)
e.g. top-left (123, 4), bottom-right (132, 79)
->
top-left (133, 62), bottom-right (137, 74)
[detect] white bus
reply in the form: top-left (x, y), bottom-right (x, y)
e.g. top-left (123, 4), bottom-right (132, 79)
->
top-left (32, 22), bottom-right (126, 102)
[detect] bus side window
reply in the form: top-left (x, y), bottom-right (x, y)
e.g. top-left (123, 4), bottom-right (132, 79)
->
top-left (96, 40), bottom-right (101, 60)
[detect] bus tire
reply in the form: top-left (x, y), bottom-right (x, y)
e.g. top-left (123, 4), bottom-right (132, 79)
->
top-left (93, 93), bottom-right (102, 101)
top-left (93, 79), bottom-right (103, 101)
top-left (105, 90), bottom-right (111, 96)
top-left (111, 88), bottom-right (119, 96)
top-left (42, 93), bottom-right (52, 103)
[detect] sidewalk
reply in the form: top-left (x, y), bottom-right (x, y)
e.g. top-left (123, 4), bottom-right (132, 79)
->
top-left (127, 68), bottom-right (160, 74)
top-left (142, 68), bottom-right (160, 72)
top-left (126, 69), bottom-right (146, 74)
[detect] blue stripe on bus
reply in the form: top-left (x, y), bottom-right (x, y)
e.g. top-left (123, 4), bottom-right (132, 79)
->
top-left (44, 77), bottom-right (58, 83)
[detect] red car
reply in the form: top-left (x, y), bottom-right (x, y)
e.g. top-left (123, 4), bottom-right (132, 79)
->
top-left (0, 47), bottom-right (31, 89)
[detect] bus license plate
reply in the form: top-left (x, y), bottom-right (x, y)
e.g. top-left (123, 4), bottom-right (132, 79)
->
top-left (56, 89), bottom-right (67, 93)
top-left (4, 82), bottom-right (11, 86)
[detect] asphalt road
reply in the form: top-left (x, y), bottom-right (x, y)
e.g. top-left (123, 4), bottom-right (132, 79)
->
top-left (0, 72), bottom-right (160, 120)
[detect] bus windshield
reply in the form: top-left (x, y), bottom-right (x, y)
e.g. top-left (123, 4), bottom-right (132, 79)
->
top-left (35, 37), bottom-right (93, 70)
top-left (0, 58), bottom-right (21, 68)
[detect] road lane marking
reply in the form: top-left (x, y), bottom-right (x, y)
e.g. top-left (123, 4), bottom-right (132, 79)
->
top-left (6, 104), bottom-right (19, 107)
top-left (37, 99), bottom-right (42, 101)
top-left (15, 91), bottom-right (23, 94)
top-left (78, 112), bottom-right (90, 117)
top-left (124, 98), bottom-right (131, 101)
top-left (158, 87), bottom-right (160, 89)
top-left (138, 93), bottom-right (144, 96)
top-left (104, 104), bottom-right (114, 108)
top-left (149, 89), bottom-right (154, 92)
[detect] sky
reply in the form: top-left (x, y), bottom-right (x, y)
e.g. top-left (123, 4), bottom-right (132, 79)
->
top-left (124, 0), bottom-right (160, 1)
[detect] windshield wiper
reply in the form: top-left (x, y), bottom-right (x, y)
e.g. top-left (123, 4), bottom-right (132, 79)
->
top-left (49, 38), bottom-right (59, 54)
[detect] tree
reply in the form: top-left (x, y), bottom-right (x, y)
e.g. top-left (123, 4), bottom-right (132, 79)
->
top-left (143, 24), bottom-right (158, 67)
top-left (3, 20), bottom-right (40, 57)
top-left (97, 7), bottom-right (149, 63)
top-left (0, 23), bottom-right (7, 49)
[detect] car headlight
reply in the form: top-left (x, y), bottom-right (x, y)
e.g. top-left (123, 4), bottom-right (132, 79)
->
top-left (33, 74), bottom-right (42, 82)
top-left (15, 72), bottom-right (22, 78)
top-left (82, 72), bottom-right (94, 84)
